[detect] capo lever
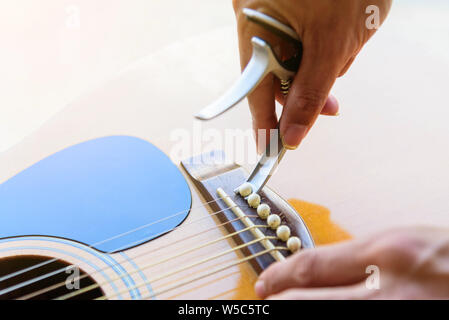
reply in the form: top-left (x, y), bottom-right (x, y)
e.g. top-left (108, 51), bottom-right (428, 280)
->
top-left (194, 8), bottom-right (303, 194)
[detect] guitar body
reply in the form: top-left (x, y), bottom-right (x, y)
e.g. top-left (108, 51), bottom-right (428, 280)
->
top-left (0, 28), bottom-right (314, 299)
top-left (0, 134), bottom-right (312, 300)
top-left (1, 5), bottom-right (449, 299)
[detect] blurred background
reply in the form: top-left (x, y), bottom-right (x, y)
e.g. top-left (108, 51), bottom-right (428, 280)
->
top-left (1, 0), bottom-right (448, 152)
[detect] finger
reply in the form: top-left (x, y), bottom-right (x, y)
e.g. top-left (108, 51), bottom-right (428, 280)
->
top-left (267, 283), bottom-right (373, 300)
top-left (320, 94), bottom-right (339, 116)
top-left (234, 11), bottom-right (288, 152)
top-left (275, 90), bottom-right (339, 117)
top-left (247, 75), bottom-right (278, 153)
top-left (279, 41), bottom-right (343, 149)
top-left (255, 240), bottom-right (369, 299)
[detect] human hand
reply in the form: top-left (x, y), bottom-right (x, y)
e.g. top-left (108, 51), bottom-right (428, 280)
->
top-left (233, 0), bottom-right (392, 150)
top-left (255, 226), bottom-right (449, 299)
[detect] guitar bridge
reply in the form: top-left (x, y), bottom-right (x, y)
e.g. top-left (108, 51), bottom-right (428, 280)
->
top-left (181, 151), bottom-right (314, 274)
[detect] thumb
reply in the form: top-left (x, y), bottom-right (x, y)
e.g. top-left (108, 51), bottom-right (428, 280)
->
top-left (280, 48), bottom-right (341, 149)
top-left (255, 240), bottom-right (369, 299)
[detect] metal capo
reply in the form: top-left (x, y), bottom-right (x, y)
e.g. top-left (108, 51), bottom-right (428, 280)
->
top-left (195, 8), bottom-right (303, 194)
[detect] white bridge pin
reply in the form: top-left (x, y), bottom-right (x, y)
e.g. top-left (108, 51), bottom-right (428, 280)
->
top-left (287, 236), bottom-right (302, 252)
top-left (236, 182), bottom-right (253, 197)
top-left (267, 214), bottom-right (281, 229)
top-left (257, 203), bottom-right (271, 219)
top-left (247, 193), bottom-right (261, 208)
top-left (276, 225), bottom-right (291, 241)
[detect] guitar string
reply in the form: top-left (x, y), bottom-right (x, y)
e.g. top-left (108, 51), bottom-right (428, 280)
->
top-left (0, 195), bottom-right (245, 296)
top-left (39, 155), bottom-right (394, 299)
top-left (4, 165), bottom-right (356, 289)
top-left (143, 247), bottom-right (288, 300)
top-left (55, 226), bottom-right (272, 300)
top-left (30, 181), bottom-right (392, 300)
top-left (0, 194), bottom-right (238, 284)
top-left (153, 257), bottom-right (240, 297)
top-left (17, 215), bottom-right (259, 300)
top-left (0, 204), bottom-right (246, 298)
top-left (0, 133), bottom-right (384, 285)
top-left (0, 193), bottom-right (241, 283)
top-left (63, 236), bottom-right (279, 300)
top-left (89, 188), bottom-right (292, 300)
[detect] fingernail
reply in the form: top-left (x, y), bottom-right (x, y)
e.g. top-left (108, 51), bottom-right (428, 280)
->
top-left (254, 280), bottom-right (266, 298)
top-left (281, 124), bottom-right (308, 150)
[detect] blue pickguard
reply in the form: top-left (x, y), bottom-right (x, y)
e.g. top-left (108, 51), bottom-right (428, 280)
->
top-left (0, 136), bottom-right (192, 253)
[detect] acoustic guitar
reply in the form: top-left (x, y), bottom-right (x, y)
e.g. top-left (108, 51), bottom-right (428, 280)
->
top-left (0, 26), bottom-right (317, 300)
top-left (1, 9), bottom-right (448, 299)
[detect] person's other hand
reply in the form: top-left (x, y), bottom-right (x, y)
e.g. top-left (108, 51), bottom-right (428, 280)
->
top-left (233, 0), bottom-right (392, 150)
top-left (255, 227), bottom-right (449, 299)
